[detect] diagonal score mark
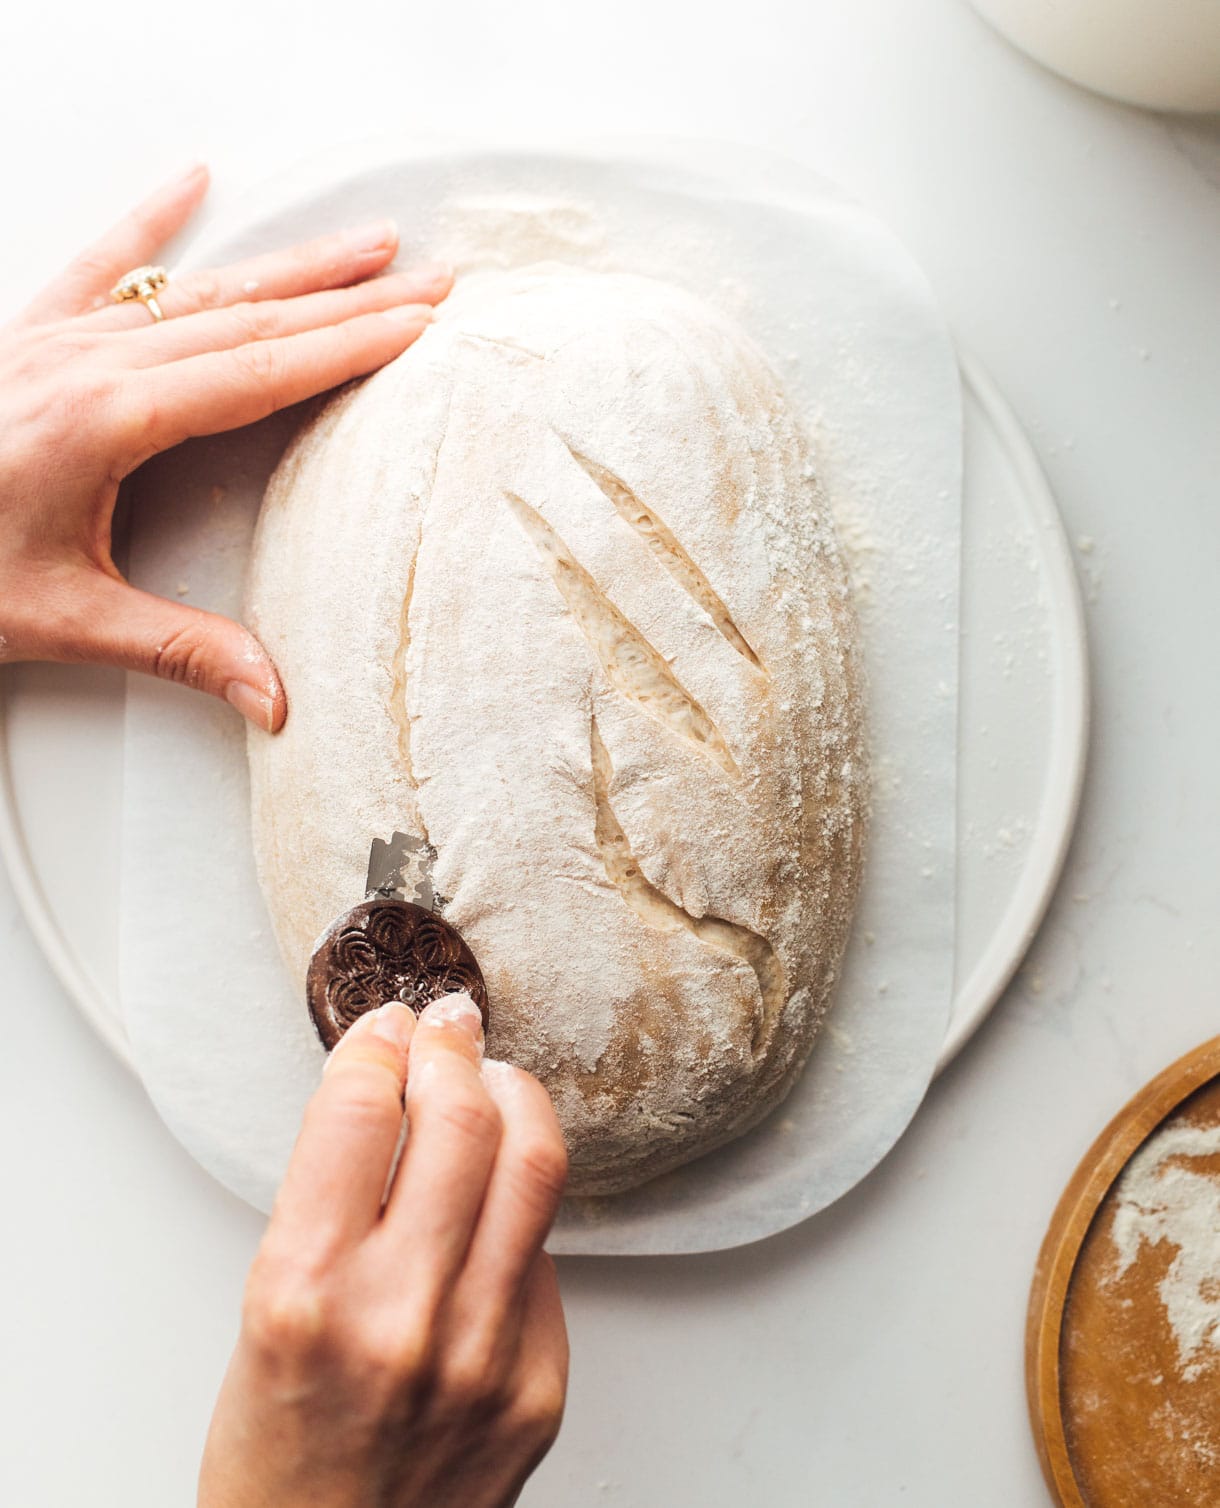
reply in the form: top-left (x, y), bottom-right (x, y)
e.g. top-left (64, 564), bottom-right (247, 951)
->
top-left (389, 547), bottom-right (427, 838)
top-left (389, 390), bottom-right (458, 852)
top-left (459, 331), bottom-right (546, 361)
top-left (567, 447), bottom-right (765, 674)
top-left (504, 490), bottom-right (739, 778)
top-left (590, 715), bottom-right (785, 1059)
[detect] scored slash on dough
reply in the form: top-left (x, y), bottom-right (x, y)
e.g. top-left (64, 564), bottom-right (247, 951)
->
top-left (590, 715), bottom-right (784, 1058)
top-left (503, 489), bottom-right (740, 778)
top-left (566, 446), bottom-right (766, 675)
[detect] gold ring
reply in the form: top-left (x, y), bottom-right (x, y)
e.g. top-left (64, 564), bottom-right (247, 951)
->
top-left (110, 264), bottom-right (169, 322)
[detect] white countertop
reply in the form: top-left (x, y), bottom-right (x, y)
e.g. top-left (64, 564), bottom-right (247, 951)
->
top-left (2, 2), bottom-right (1218, 1502)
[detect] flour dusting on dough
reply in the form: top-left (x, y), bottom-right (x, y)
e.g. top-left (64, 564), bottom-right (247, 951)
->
top-left (246, 261), bottom-right (867, 1194)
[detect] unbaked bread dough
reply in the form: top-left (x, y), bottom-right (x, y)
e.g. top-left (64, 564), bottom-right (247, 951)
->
top-left (246, 265), bottom-right (866, 1195)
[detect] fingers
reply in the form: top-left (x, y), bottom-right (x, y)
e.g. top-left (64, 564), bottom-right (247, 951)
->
top-left (19, 162), bottom-right (210, 326)
top-left (377, 994), bottom-right (501, 1295)
top-left (64, 575), bottom-right (287, 732)
top-left (120, 304), bottom-right (433, 461)
top-left (271, 1003), bottom-right (417, 1256)
top-left (460, 1061), bottom-right (568, 1311)
top-left (112, 272), bottom-right (446, 367)
top-left (85, 218), bottom-right (439, 333)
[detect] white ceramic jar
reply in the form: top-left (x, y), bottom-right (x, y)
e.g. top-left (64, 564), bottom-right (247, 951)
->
top-left (969, 0), bottom-right (1220, 113)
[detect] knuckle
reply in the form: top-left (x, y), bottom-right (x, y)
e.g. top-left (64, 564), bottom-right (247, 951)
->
top-left (70, 249), bottom-right (118, 296)
top-left (437, 1344), bottom-right (510, 1418)
top-left (231, 339), bottom-right (287, 401)
top-left (290, 238), bottom-right (331, 277)
top-left (508, 1370), bottom-right (567, 1447)
top-left (452, 1375), bottom-right (506, 1421)
top-left (302, 229), bottom-right (356, 281)
top-left (182, 270), bottom-right (223, 312)
top-left (243, 1264), bottom-right (330, 1362)
top-left (511, 1134), bottom-right (569, 1209)
top-left (152, 621), bottom-right (212, 689)
top-left (312, 1072), bottom-right (400, 1137)
top-left (355, 1320), bottom-right (433, 1394)
top-left (227, 300), bottom-right (280, 344)
top-left (433, 1089), bottom-right (502, 1148)
top-left (452, 1325), bottom-right (508, 1390)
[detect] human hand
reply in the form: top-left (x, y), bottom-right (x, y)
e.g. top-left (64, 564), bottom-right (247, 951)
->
top-left (199, 995), bottom-right (570, 1508)
top-left (0, 162), bottom-right (451, 731)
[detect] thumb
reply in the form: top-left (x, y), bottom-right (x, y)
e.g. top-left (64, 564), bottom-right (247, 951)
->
top-left (79, 576), bottom-right (287, 732)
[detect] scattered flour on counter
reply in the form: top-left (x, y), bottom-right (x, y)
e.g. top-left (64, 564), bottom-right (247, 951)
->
top-left (828, 487), bottom-right (879, 609)
top-left (1111, 1121), bottom-right (1220, 1382)
top-left (1073, 533), bottom-right (1107, 604)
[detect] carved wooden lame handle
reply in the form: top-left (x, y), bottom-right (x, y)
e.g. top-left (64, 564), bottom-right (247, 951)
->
top-left (306, 897), bottom-right (489, 1051)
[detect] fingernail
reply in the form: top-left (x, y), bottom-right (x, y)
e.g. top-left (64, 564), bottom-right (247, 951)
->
top-left (225, 680), bottom-right (276, 733)
top-left (419, 992), bottom-right (485, 1044)
top-left (343, 218), bottom-right (397, 255)
top-left (382, 302), bottom-right (434, 326)
top-left (324, 1001), bottom-right (415, 1070)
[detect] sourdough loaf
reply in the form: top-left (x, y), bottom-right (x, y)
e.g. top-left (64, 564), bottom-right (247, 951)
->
top-left (246, 265), bottom-right (866, 1195)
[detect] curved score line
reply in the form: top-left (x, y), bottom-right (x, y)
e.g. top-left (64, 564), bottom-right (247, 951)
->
top-left (567, 447), bottom-right (765, 674)
top-left (504, 490), bottom-right (739, 778)
top-left (589, 715), bottom-right (785, 1058)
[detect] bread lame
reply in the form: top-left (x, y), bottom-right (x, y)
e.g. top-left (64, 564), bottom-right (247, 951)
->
top-left (305, 832), bottom-right (489, 1051)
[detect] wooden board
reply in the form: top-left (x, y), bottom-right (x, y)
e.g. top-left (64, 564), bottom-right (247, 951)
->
top-left (1027, 1037), bottom-right (1220, 1505)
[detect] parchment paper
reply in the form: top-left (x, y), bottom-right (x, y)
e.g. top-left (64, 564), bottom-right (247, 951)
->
top-left (120, 141), bottom-right (961, 1254)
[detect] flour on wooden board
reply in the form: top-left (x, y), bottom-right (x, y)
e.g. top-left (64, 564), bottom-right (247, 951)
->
top-left (1111, 1121), bottom-right (1220, 1381)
